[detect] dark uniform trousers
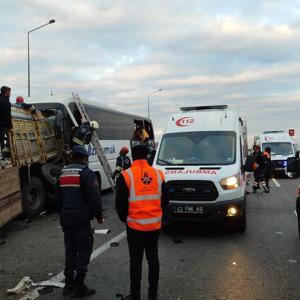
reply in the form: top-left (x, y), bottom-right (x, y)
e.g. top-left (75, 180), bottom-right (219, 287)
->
top-left (63, 222), bottom-right (94, 277)
top-left (127, 226), bottom-right (160, 300)
top-left (0, 127), bottom-right (6, 151)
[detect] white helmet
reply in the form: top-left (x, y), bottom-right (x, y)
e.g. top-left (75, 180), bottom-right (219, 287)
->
top-left (90, 120), bottom-right (99, 129)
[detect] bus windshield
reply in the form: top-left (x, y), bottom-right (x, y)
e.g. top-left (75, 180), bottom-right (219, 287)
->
top-left (157, 131), bottom-right (236, 166)
top-left (262, 142), bottom-right (293, 156)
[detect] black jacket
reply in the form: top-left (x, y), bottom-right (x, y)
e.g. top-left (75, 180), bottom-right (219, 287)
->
top-left (72, 122), bottom-right (93, 145)
top-left (57, 163), bottom-right (102, 226)
top-left (0, 94), bottom-right (12, 128)
top-left (115, 172), bottom-right (168, 223)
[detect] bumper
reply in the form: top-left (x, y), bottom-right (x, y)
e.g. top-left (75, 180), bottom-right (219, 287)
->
top-left (166, 197), bottom-right (246, 222)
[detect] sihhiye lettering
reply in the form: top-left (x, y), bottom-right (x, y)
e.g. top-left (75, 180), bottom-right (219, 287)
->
top-left (164, 169), bottom-right (217, 175)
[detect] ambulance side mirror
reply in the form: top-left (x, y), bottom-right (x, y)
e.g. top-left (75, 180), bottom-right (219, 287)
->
top-left (287, 157), bottom-right (300, 172)
top-left (243, 155), bottom-right (255, 172)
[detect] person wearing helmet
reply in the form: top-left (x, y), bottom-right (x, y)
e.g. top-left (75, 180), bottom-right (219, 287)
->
top-left (57, 145), bottom-right (103, 297)
top-left (112, 146), bottom-right (131, 181)
top-left (15, 96), bottom-right (37, 114)
top-left (72, 120), bottom-right (99, 146)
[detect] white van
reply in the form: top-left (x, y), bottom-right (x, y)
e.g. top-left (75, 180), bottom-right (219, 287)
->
top-left (153, 105), bottom-right (248, 232)
top-left (260, 131), bottom-right (297, 175)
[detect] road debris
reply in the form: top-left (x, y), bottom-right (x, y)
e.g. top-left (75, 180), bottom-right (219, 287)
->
top-left (288, 259), bottom-right (297, 264)
top-left (38, 286), bottom-right (53, 295)
top-left (7, 276), bottom-right (32, 294)
top-left (7, 276), bottom-right (64, 295)
top-left (172, 236), bottom-right (183, 244)
top-left (110, 242), bottom-right (119, 247)
top-left (94, 229), bottom-right (111, 235)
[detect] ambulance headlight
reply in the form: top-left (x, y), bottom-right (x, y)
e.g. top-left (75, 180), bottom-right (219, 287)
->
top-left (220, 175), bottom-right (240, 190)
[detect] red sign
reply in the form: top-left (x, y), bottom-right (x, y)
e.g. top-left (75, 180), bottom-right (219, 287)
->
top-left (264, 136), bottom-right (273, 141)
top-left (175, 117), bottom-right (194, 127)
top-left (289, 129), bottom-right (295, 136)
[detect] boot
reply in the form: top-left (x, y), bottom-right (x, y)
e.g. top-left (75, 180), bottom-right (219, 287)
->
top-left (72, 273), bottom-right (95, 298)
top-left (63, 273), bottom-right (74, 296)
top-left (148, 287), bottom-right (158, 300)
top-left (262, 181), bottom-right (269, 193)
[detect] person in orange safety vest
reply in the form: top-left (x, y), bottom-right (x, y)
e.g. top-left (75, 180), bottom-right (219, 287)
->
top-left (115, 145), bottom-right (168, 300)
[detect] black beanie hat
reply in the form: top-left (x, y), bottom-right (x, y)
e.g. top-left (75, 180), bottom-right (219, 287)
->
top-left (132, 145), bottom-right (148, 161)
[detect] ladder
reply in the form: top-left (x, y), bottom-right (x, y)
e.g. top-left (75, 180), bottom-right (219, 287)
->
top-left (72, 93), bottom-right (115, 189)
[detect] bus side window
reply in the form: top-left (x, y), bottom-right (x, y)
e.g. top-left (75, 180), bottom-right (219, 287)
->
top-left (68, 102), bottom-right (82, 125)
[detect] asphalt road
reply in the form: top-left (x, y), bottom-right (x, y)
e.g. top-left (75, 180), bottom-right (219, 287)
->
top-left (1, 176), bottom-right (300, 300)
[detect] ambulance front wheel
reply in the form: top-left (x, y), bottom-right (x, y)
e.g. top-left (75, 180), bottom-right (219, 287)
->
top-left (233, 212), bottom-right (246, 233)
top-left (22, 177), bottom-right (46, 217)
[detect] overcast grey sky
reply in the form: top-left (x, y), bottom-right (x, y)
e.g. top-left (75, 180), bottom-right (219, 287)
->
top-left (1, 0), bottom-right (300, 142)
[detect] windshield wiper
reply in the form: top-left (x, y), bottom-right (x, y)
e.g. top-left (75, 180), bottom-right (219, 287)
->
top-left (157, 159), bottom-right (172, 165)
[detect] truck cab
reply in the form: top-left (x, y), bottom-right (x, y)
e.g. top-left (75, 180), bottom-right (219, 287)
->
top-left (153, 105), bottom-right (248, 232)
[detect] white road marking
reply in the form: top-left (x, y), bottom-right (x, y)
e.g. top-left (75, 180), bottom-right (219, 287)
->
top-left (272, 178), bottom-right (281, 187)
top-left (295, 210), bottom-right (298, 217)
top-left (19, 231), bottom-right (127, 300)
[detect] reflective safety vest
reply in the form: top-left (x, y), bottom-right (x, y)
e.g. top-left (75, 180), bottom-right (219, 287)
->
top-left (122, 159), bottom-right (164, 231)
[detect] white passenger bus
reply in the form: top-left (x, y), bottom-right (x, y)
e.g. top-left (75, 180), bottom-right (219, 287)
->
top-left (28, 95), bottom-right (155, 190)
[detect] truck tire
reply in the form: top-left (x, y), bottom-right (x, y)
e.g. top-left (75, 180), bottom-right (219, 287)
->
top-left (22, 177), bottom-right (46, 217)
top-left (41, 163), bottom-right (61, 186)
top-left (234, 212), bottom-right (246, 233)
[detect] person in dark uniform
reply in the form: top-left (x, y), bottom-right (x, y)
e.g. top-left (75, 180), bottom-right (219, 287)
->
top-left (252, 145), bottom-right (262, 193)
top-left (263, 147), bottom-right (272, 190)
top-left (253, 146), bottom-right (270, 193)
top-left (57, 145), bottom-right (103, 297)
top-left (116, 145), bottom-right (168, 300)
top-left (0, 86), bottom-right (12, 160)
top-left (72, 121), bottom-right (99, 146)
top-left (112, 146), bottom-right (131, 181)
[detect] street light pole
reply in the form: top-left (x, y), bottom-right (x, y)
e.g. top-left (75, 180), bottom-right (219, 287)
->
top-left (147, 88), bottom-right (162, 119)
top-left (27, 19), bottom-right (55, 97)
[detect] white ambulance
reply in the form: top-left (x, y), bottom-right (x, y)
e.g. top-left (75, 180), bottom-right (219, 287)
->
top-left (260, 131), bottom-right (297, 175)
top-left (153, 105), bottom-right (248, 232)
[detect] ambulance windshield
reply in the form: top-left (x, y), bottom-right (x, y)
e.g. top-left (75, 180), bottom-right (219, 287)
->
top-left (261, 142), bottom-right (293, 156)
top-left (157, 131), bottom-right (236, 166)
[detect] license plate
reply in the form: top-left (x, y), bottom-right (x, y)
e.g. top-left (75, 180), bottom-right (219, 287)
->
top-left (174, 205), bottom-right (204, 214)
top-left (276, 167), bottom-right (284, 171)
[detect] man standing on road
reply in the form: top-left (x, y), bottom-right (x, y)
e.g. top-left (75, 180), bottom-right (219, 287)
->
top-left (263, 147), bottom-right (272, 190)
top-left (57, 145), bottom-right (103, 298)
top-left (0, 86), bottom-right (12, 160)
top-left (252, 145), bottom-right (263, 193)
top-left (116, 145), bottom-right (168, 300)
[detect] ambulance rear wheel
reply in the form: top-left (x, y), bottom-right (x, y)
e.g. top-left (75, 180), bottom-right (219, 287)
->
top-left (22, 177), bottom-right (46, 217)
